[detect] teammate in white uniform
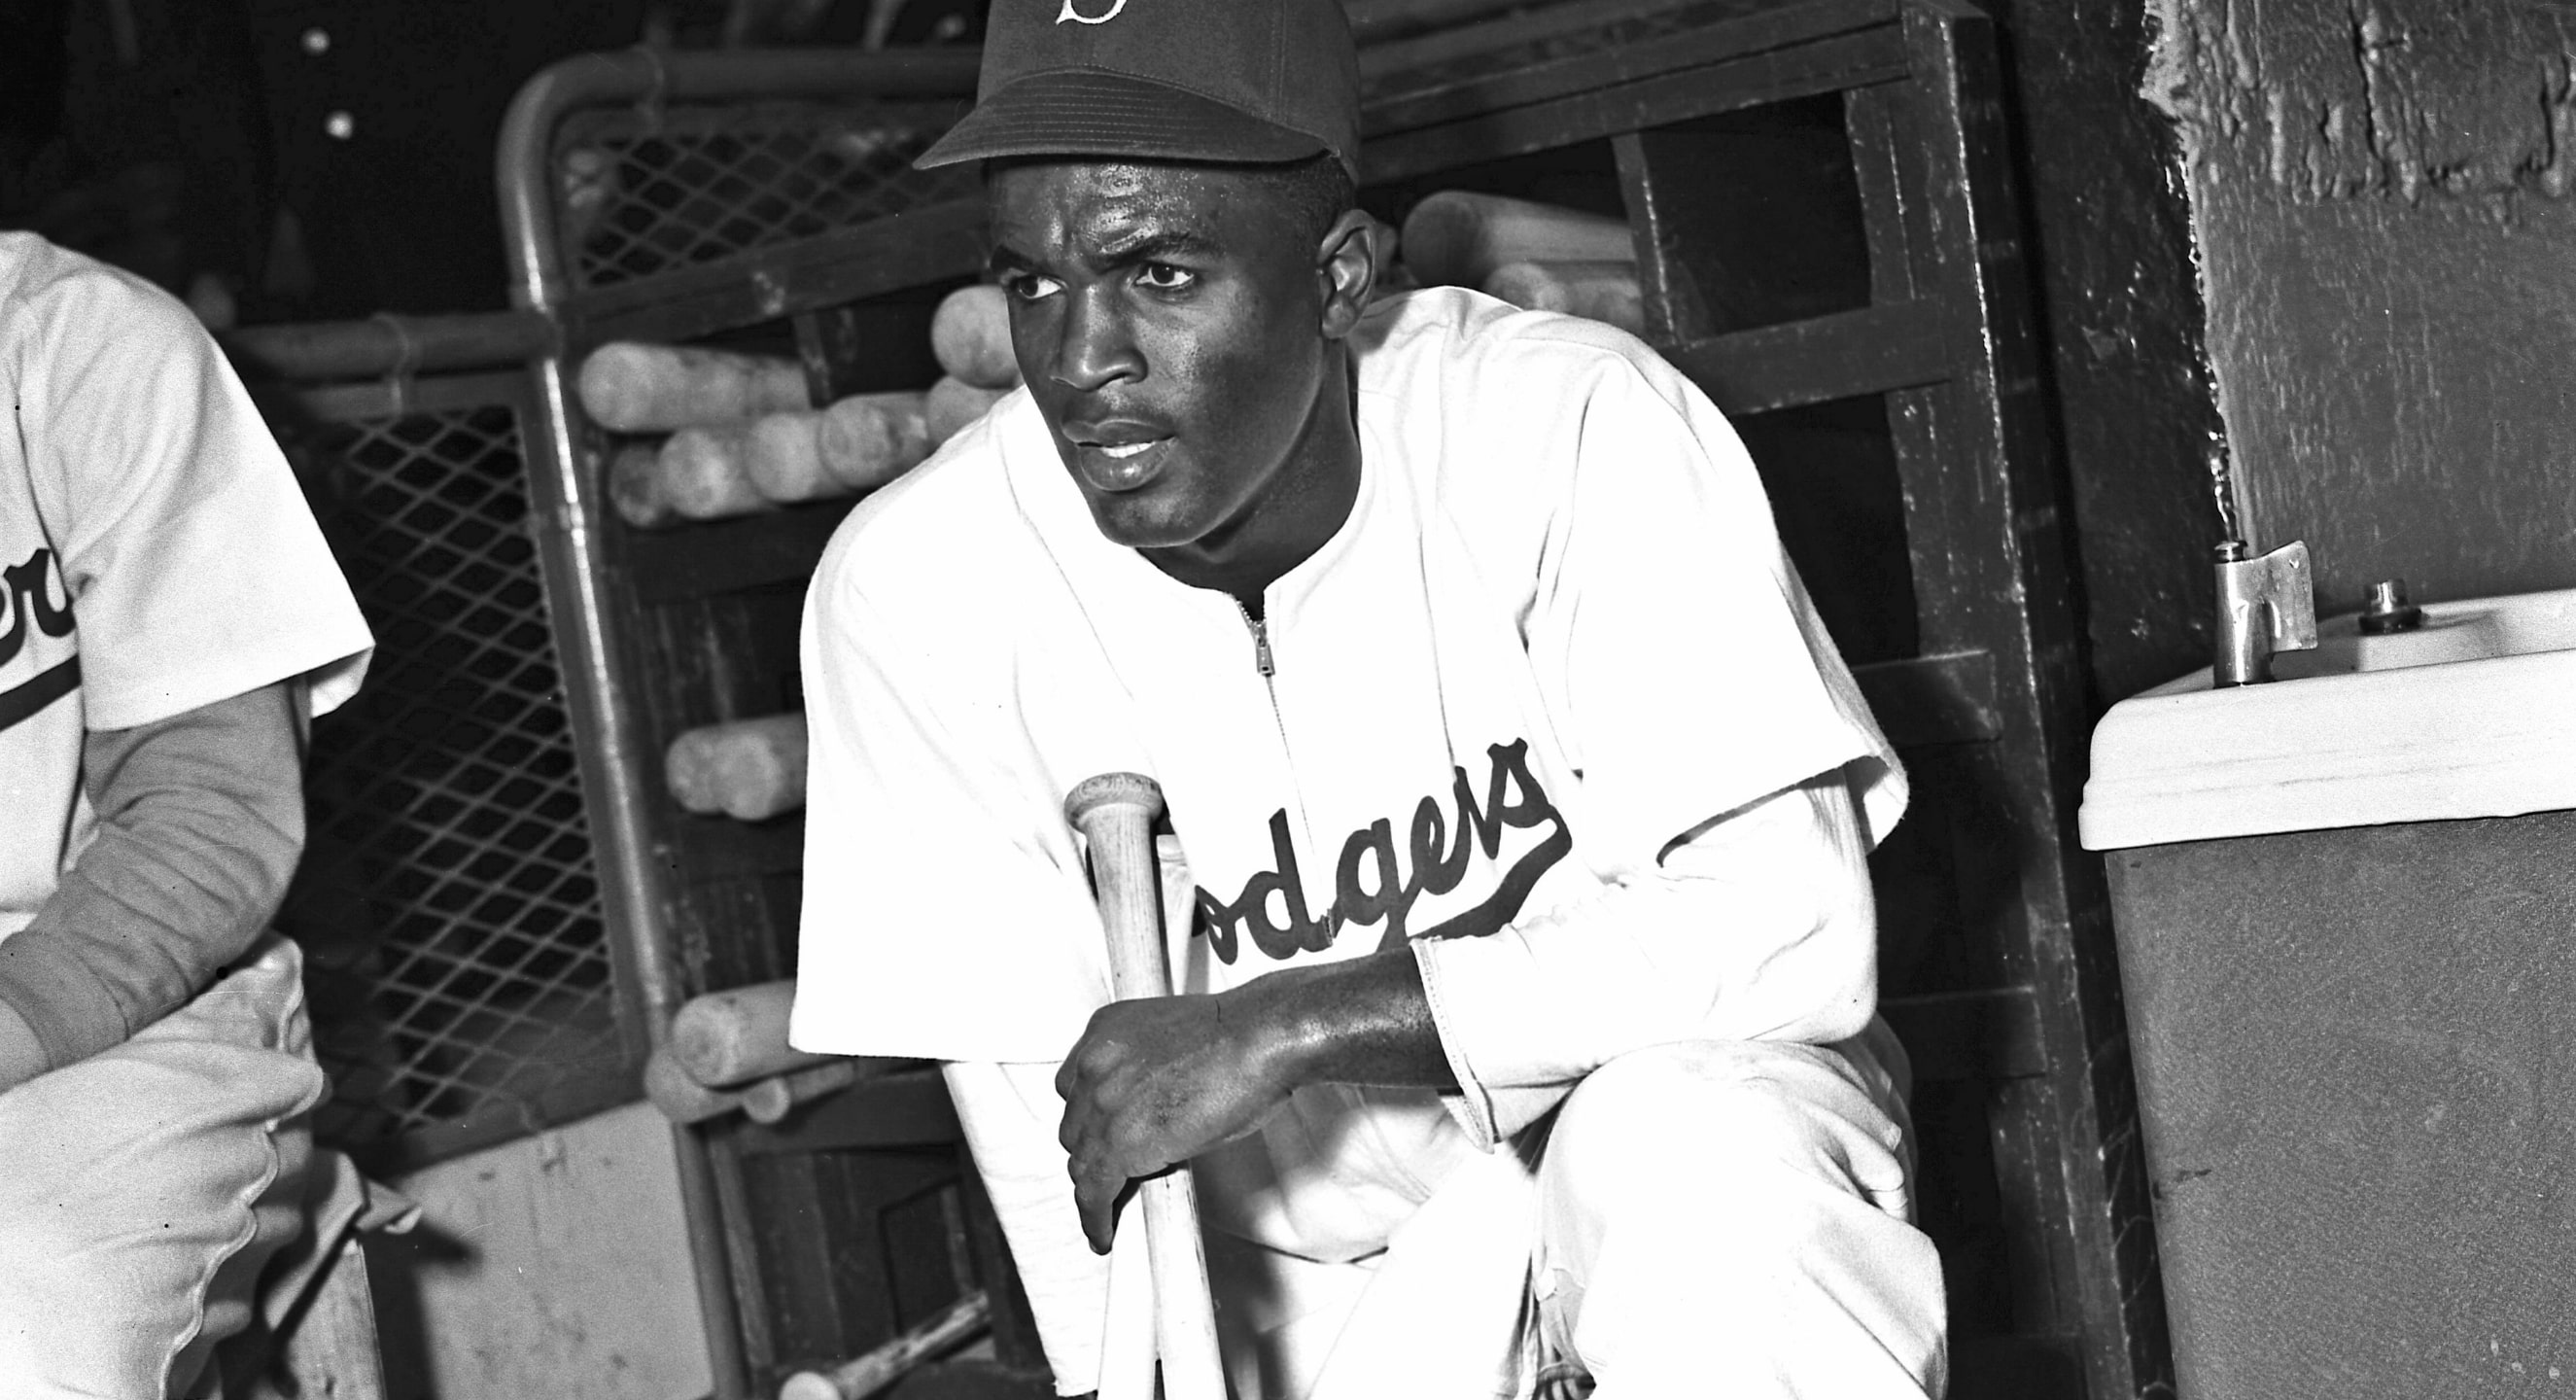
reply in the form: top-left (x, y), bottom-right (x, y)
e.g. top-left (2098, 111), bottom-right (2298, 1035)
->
top-left (0, 231), bottom-right (373, 1397)
top-left (791, 3), bottom-right (1947, 1395)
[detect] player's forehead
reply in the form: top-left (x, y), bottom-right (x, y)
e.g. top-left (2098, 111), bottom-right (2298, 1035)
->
top-left (986, 158), bottom-right (1279, 266)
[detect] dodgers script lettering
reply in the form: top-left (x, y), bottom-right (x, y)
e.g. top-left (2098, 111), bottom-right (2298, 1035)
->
top-left (0, 548), bottom-right (75, 668)
top-left (1195, 739), bottom-right (1574, 963)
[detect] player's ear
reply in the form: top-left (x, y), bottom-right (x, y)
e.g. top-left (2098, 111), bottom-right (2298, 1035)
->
top-left (1316, 208), bottom-right (1378, 340)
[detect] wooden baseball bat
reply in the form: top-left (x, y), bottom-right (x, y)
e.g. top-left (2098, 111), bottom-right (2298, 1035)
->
top-left (1399, 190), bottom-right (1637, 292)
top-left (672, 978), bottom-right (839, 1088)
top-left (928, 284), bottom-right (1022, 391)
top-left (665, 713), bottom-right (807, 822)
top-left (608, 441), bottom-right (680, 530)
top-left (744, 393), bottom-right (935, 504)
top-left (1062, 773), bottom-right (1225, 1400)
top-left (644, 1045), bottom-right (859, 1126)
top-left (777, 1289), bottom-right (991, 1400)
top-left (1480, 260), bottom-right (1649, 335)
top-left (818, 391), bottom-right (934, 492)
top-left (656, 421), bottom-right (783, 524)
top-left (925, 375), bottom-right (1008, 446)
top-left (576, 341), bottom-right (812, 433)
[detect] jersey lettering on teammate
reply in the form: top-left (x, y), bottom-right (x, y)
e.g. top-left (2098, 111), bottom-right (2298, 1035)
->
top-left (0, 546), bottom-right (78, 734)
top-left (1195, 738), bottom-right (1573, 964)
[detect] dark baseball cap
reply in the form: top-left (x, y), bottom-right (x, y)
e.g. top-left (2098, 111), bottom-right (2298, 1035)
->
top-left (916, 0), bottom-right (1362, 181)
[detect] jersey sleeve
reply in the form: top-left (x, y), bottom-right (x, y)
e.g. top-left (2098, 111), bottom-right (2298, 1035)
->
top-left (787, 531), bottom-right (1115, 1065)
top-left (24, 253), bottom-right (371, 729)
top-left (1414, 334), bottom-right (1907, 1146)
top-left (1415, 774), bottom-right (1881, 1146)
top-left (1523, 345), bottom-right (1903, 868)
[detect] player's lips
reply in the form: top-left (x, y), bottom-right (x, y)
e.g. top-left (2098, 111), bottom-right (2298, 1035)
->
top-left (1062, 421), bottom-right (1174, 494)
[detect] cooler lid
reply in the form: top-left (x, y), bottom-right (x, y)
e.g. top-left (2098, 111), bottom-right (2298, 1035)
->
top-left (2079, 587), bottom-right (2576, 851)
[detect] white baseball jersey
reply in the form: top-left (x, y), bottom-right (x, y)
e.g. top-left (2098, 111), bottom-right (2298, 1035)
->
top-left (793, 287), bottom-right (1905, 1392)
top-left (0, 233), bottom-right (371, 941)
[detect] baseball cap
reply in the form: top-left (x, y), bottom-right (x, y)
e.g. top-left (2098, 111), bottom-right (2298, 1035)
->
top-left (916, 0), bottom-right (1362, 181)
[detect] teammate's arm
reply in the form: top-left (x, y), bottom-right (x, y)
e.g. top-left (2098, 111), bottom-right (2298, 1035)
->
top-left (0, 679), bottom-right (306, 1089)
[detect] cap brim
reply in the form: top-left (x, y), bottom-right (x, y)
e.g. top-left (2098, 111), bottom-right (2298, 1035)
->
top-left (916, 70), bottom-right (1331, 171)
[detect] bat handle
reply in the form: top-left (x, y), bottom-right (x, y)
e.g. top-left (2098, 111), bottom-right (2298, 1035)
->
top-left (1062, 773), bottom-right (1227, 1400)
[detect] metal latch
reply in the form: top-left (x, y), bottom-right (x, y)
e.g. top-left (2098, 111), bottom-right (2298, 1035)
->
top-left (2212, 540), bottom-right (2316, 686)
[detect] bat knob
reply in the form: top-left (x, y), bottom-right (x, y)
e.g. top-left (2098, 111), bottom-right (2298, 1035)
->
top-left (1063, 772), bottom-right (1166, 830)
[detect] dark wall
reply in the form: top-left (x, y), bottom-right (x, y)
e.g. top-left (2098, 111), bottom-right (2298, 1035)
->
top-left (2147, 0), bottom-right (2576, 614)
top-left (246, 0), bottom-right (652, 317)
top-left (4, 0), bottom-right (649, 320)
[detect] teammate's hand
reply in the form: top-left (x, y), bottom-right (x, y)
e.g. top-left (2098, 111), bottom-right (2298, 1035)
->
top-left (1054, 987), bottom-right (1290, 1253)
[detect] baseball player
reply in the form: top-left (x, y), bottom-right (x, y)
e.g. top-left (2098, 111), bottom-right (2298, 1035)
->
top-left (790, 2), bottom-right (1946, 1395)
top-left (0, 230), bottom-right (374, 1396)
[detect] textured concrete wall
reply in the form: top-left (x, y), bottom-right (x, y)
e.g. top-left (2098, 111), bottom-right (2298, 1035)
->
top-left (2147, 0), bottom-right (2576, 612)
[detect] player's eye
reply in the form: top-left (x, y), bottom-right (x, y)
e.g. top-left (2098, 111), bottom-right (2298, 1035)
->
top-left (1135, 262), bottom-right (1196, 292)
top-left (1001, 272), bottom-right (1063, 302)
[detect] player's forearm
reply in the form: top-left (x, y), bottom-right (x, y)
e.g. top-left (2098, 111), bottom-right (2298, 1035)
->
top-left (0, 682), bottom-right (305, 1081)
top-left (1226, 947), bottom-right (1458, 1094)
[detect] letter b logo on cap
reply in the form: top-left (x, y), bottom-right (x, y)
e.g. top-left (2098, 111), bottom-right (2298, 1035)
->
top-left (1057, 0), bottom-right (1128, 23)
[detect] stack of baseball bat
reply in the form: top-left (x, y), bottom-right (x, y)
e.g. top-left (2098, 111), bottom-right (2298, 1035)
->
top-left (574, 282), bottom-right (1023, 530)
top-left (1398, 189), bottom-right (1647, 333)
top-left (575, 192), bottom-right (1634, 537)
top-left (643, 978), bottom-right (902, 1127)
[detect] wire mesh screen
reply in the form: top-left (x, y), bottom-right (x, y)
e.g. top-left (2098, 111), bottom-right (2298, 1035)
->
top-left (553, 96), bottom-right (978, 292)
top-left (271, 384), bottom-right (631, 1171)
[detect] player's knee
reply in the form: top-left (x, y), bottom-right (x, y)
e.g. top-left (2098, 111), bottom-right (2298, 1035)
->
top-left (1545, 1040), bottom-right (1849, 1208)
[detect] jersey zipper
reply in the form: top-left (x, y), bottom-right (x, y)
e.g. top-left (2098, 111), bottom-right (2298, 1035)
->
top-left (1244, 610), bottom-right (1276, 679)
top-left (1236, 597), bottom-right (1325, 936)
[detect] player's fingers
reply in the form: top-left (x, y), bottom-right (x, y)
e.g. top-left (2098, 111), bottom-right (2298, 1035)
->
top-left (1075, 1170), bottom-right (1119, 1254)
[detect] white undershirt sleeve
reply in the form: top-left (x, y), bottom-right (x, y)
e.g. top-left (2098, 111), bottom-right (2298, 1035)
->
top-left (1410, 766), bottom-right (1878, 1147)
top-left (941, 1059), bottom-right (1108, 1396)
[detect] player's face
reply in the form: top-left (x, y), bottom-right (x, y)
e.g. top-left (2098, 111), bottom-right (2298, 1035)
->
top-left (987, 158), bottom-right (1354, 577)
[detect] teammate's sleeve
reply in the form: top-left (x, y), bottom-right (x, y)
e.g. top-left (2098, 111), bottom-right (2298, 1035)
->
top-left (0, 681), bottom-right (306, 1075)
top-left (787, 547), bottom-right (1114, 1064)
top-left (26, 252), bottom-right (370, 728)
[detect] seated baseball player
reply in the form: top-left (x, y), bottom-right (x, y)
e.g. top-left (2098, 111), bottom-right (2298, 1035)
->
top-left (0, 230), bottom-right (374, 1397)
top-left (790, 2), bottom-right (1946, 1395)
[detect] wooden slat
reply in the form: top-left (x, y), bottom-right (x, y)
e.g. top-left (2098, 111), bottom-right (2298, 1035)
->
top-left (1362, 0), bottom-right (1896, 137)
top-left (1947, 1331), bottom-right (2087, 1400)
top-left (737, 1065), bottom-right (961, 1155)
top-left (1880, 986), bottom-right (2045, 1082)
top-left (792, 305), bottom-right (874, 406)
top-left (1356, 0), bottom-right (1719, 78)
top-left (661, 816), bottom-right (807, 882)
top-left (1365, 27), bottom-right (1908, 182)
top-left (562, 196), bottom-right (987, 352)
top-left (256, 369), bottom-right (534, 426)
top-left (1665, 298), bottom-right (1950, 417)
top-left (626, 501), bottom-right (857, 604)
top-left (1850, 648), bottom-right (2001, 748)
